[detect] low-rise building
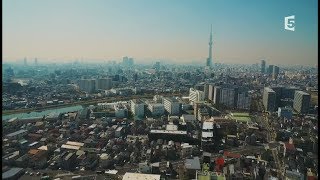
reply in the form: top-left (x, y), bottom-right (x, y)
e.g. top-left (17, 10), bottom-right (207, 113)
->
top-left (122, 172), bottom-right (161, 180)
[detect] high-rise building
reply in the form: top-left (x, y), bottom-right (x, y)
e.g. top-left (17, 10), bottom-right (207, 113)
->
top-left (163, 97), bottom-right (181, 115)
top-left (267, 65), bottom-right (274, 74)
top-left (148, 103), bottom-right (165, 116)
top-left (213, 86), bottom-right (221, 105)
top-left (281, 87), bottom-right (299, 99)
top-left (24, 58), bottom-right (27, 66)
top-left (208, 84), bottom-right (215, 101)
top-left (34, 58), bottom-right (38, 66)
top-left (293, 91), bottom-right (310, 114)
top-left (263, 87), bottom-right (276, 112)
top-left (130, 99), bottom-right (145, 118)
top-left (189, 88), bottom-right (205, 105)
top-left (219, 87), bottom-right (237, 108)
top-left (206, 25), bottom-right (213, 67)
top-left (271, 86), bottom-right (284, 109)
top-left (204, 84), bottom-right (209, 100)
top-left (261, 60), bottom-right (266, 73)
top-left (237, 91), bottom-right (251, 110)
top-left (122, 56), bottom-right (129, 65)
top-left (272, 66), bottom-right (280, 79)
top-left (128, 58), bottom-right (134, 66)
top-left (263, 86), bottom-right (299, 109)
top-left (122, 56), bottom-right (134, 66)
top-left (154, 62), bottom-right (160, 70)
top-left (95, 78), bottom-right (112, 90)
top-left (78, 79), bottom-right (96, 93)
top-left (213, 85), bottom-right (238, 108)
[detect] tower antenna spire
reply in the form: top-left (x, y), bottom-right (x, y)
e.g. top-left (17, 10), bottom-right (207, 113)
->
top-left (206, 24), bottom-right (213, 67)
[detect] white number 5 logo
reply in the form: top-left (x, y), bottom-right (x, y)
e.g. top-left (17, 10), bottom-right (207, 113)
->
top-left (285, 15), bottom-right (295, 31)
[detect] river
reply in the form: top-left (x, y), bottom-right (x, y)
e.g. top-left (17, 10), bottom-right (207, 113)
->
top-left (2, 105), bottom-right (84, 121)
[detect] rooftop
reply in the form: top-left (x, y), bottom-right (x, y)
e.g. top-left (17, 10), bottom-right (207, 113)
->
top-left (202, 132), bottom-right (213, 138)
top-left (296, 90), bottom-right (310, 96)
top-left (6, 129), bottom-right (27, 137)
top-left (203, 121), bottom-right (214, 130)
top-left (122, 173), bottom-right (161, 180)
top-left (61, 144), bottom-right (81, 150)
top-left (163, 97), bottom-right (179, 102)
top-left (185, 156), bottom-right (201, 170)
top-left (181, 114), bottom-right (196, 122)
top-left (2, 168), bottom-right (24, 179)
top-left (131, 99), bottom-right (144, 104)
top-left (66, 141), bottom-right (85, 147)
top-left (265, 87), bottom-right (275, 93)
top-left (150, 130), bottom-right (187, 135)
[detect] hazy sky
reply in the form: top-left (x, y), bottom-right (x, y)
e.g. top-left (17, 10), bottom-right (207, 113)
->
top-left (3, 0), bottom-right (318, 65)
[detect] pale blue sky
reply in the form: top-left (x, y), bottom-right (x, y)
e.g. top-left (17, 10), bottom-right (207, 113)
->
top-left (3, 0), bottom-right (318, 65)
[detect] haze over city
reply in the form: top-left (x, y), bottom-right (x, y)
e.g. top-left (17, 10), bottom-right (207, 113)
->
top-left (3, 0), bottom-right (318, 65)
top-left (2, 1), bottom-right (319, 179)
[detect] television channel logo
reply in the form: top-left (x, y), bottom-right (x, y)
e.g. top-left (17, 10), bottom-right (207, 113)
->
top-left (284, 15), bottom-right (295, 31)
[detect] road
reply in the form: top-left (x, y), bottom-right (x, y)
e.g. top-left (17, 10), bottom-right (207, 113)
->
top-left (261, 112), bottom-right (285, 179)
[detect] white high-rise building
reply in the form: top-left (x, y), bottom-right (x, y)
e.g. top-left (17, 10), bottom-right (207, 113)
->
top-left (208, 84), bottom-right (215, 101)
top-left (293, 91), bottom-right (310, 114)
top-left (189, 88), bottom-right (205, 105)
top-left (130, 99), bottom-right (145, 118)
top-left (163, 97), bottom-right (181, 115)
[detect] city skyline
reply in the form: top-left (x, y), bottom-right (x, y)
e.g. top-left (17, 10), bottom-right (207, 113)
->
top-left (3, 0), bottom-right (318, 66)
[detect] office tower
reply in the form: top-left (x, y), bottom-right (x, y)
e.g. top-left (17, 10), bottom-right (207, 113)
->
top-left (130, 99), bottom-right (145, 118)
top-left (213, 86), bottom-right (221, 105)
top-left (213, 85), bottom-right (238, 108)
top-left (24, 58), bottom-right (27, 66)
top-left (267, 65), bottom-right (274, 74)
top-left (272, 66), bottom-right (280, 79)
top-left (189, 88), bottom-right (205, 105)
top-left (122, 56), bottom-right (128, 65)
top-left (204, 84), bottom-right (209, 100)
top-left (123, 56), bottom-right (134, 66)
top-left (134, 73), bottom-right (138, 82)
top-left (263, 87), bottom-right (276, 112)
top-left (122, 56), bottom-right (129, 66)
top-left (154, 61), bottom-right (160, 70)
top-left (163, 97), bottom-right (181, 115)
top-left (281, 87), bottom-right (299, 99)
top-left (34, 58), bottom-right (38, 66)
top-left (237, 91), bottom-right (251, 110)
top-left (219, 87), bottom-right (237, 108)
top-left (128, 58), bottom-right (134, 66)
top-left (271, 86), bottom-right (283, 109)
top-left (78, 79), bottom-right (96, 93)
top-left (95, 78), bottom-right (112, 90)
top-left (293, 91), bottom-right (311, 114)
top-left (261, 60), bottom-right (266, 73)
top-left (208, 84), bottom-right (215, 101)
top-left (206, 24), bottom-right (213, 67)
